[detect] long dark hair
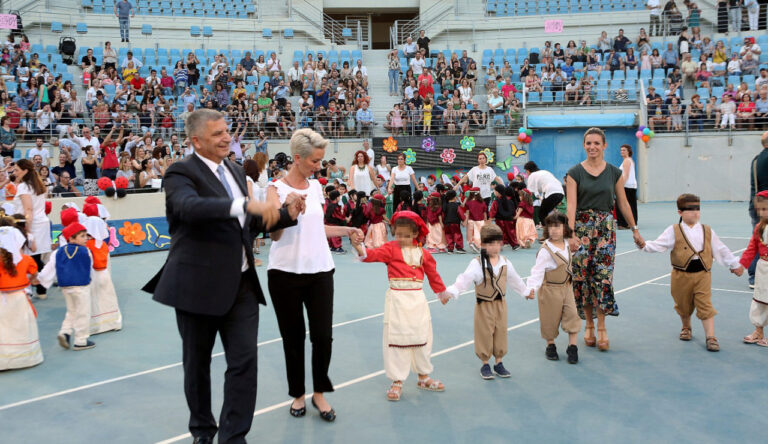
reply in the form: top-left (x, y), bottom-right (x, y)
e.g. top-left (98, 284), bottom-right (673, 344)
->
top-left (0, 247), bottom-right (15, 276)
top-left (15, 159), bottom-right (46, 196)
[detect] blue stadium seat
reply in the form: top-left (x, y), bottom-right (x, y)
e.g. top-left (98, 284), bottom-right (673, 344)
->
top-left (190, 26), bottom-right (201, 37)
top-left (262, 28), bottom-right (272, 38)
top-left (342, 28), bottom-right (352, 38)
top-left (541, 91), bottom-right (553, 103)
top-left (202, 26), bottom-right (213, 37)
top-left (51, 22), bottom-right (63, 33)
top-left (284, 28), bottom-right (294, 38)
top-left (528, 92), bottom-right (540, 103)
top-left (142, 24), bottom-right (152, 35)
top-left (82, 0), bottom-right (93, 7)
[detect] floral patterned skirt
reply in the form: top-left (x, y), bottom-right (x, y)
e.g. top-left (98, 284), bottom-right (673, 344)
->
top-left (572, 209), bottom-right (618, 319)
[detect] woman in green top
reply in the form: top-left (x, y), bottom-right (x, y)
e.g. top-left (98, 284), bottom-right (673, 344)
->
top-left (565, 127), bottom-right (644, 352)
top-left (325, 158), bottom-right (345, 180)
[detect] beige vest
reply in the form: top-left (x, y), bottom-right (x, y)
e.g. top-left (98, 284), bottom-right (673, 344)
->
top-left (671, 224), bottom-right (713, 271)
top-left (542, 243), bottom-right (572, 285)
top-left (474, 257), bottom-right (507, 302)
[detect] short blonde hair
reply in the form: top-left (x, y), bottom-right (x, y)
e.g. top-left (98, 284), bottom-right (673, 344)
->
top-left (290, 128), bottom-right (329, 159)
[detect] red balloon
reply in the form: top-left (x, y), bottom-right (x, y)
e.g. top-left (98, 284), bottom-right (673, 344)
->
top-left (115, 176), bottom-right (129, 189)
top-left (524, 136), bottom-right (532, 143)
top-left (97, 177), bottom-right (113, 190)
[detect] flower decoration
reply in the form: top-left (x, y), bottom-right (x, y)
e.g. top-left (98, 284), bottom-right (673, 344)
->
top-left (97, 177), bottom-right (113, 190)
top-left (460, 136), bottom-right (475, 152)
top-left (404, 148), bottom-right (417, 165)
top-left (115, 176), bottom-right (129, 189)
top-left (383, 136), bottom-right (398, 153)
top-left (480, 148), bottom-right (495, 163)
top-left (421, 136), bottom-right (435, 152)
top-left (118, 221), bottom-right (146, 246)
top-left (441, 148), bottom-right (456, 164)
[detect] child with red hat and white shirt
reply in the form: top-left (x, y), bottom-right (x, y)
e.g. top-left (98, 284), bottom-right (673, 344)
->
top-left (351, 211), bottom-right (448, 402)
top-left (82, 202), bottom-right (122, 335)
top-left (424, 192), bottom-right (447, 253)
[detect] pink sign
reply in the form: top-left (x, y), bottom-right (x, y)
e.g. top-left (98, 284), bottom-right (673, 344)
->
top-left (0, 14), bottom-right (17, 30)
top-left (544, 19), bottom-right (563, 33)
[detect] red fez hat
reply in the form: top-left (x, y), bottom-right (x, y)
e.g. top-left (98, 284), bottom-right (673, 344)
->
top-left (62, 223), bottom-right (87, 241)
top-left (83, 203), bottom-right (99, 217)
top-left (84, 196), bottom-right (102, 205)
top-left (60, 208), bottom-right (79, 227)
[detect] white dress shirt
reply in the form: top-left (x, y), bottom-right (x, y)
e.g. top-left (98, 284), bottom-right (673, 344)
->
top-left (195, 152), bottom-right (248, 271)
top-left (642, 222), bottom-right (741, 269)
top-left (526, 240), bottom-right (570, 292)
top-left (526, 170), bottom-right (564, 199)
top-left (445, 256), bottom-right (527, 300)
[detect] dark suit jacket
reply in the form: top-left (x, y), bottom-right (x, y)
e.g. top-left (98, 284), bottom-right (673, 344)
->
top-left (142, 154), bottom-right (296, 316)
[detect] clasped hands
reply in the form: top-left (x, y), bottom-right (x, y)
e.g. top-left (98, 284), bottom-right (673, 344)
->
top-left (246, 192), bottom-right (306, 228)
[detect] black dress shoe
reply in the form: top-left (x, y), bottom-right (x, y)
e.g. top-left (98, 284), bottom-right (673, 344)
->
top-left (311, 397), bottom-right (336, 422)
top-left (289, 400), bottom-right (306, 417)
top-left (192, 437), bottom-right (213, 444)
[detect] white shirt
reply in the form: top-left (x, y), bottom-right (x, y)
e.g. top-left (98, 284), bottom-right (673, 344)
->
top-left (391, 165), bottom-right (414, 186)
top-left (27, 147), bottom-right (50, 162)
top-left (268, 58), bottom-right (281, 72)
top-left (445, 256), bottom-right (528, 300)
top-left (376, 164), bottom-right (391, 181)
top-left (366, 147), bottom-right (375, 169)
top-left (352, 65), bottom-right (368, 77)
top-left (647, 0), bottom-right (660, 15)
top-left (194, 152), bottom-right (248, 271)
top-left (352, 165), bottom-right (374, 195)
top-left (740, 43), bottom-right (761, 58)
top-left (403, 42), bottom-right (418, 54)
top-left (410, 57), bottom-right (425, 75)
top-left (526, 170), bottom-right (564, 199)
top-left (120, 56), bottom-right (143, 69)
top-left (73, 135), bottom-right (100, 155)
top-left (288, 66), bottom-right (303, 81)
top-left (526, 240), bottom-right (570, 292)
top-left (642, 223), bottom-right (741, 269)
top-left (620, 158), bottom-right (637, 189)
top-left (268, 179), bottom-right (335, 274)
top-left (467, 166), bottom-right (498, 199)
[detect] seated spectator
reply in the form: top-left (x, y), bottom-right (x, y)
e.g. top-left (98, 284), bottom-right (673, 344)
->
top-left (352, 59), bottom-right (368, 80)
top-left (579, 76), bottom-right (594, 105)
top-left (695, 62), bottom-right (713, 93)
top-left (737, 93), bottom-right (756, 130)
top-left (51, 171), bottom-right (81, 197)
top-left (719, 94), bottom-right (736, 130)
top-left (662, 42), bottom-right (679, 69)
top-left (613, 29), bottom-right (630, 52)
top-left (742, 53), bottom-right (759, 77)
top-left (384, 103), bottom-right (404, 136)
top-left (121, 51), bottom-right (143, 69)
top-left (138, 158), bottom-right (157, 188)
top-left (564, 78), bottom-right (580, 103)
top-left (287, 61), bottom-right (303, 95)
top-left (688, 94), bottom-right (705, 131)
top-left (121, 61), bottom-right (137, 83)
top-left (726, 53), bottom-right (741, 76)
top-left (501, 77), bottom-right (517, 99)
top-left (754, 86), bottom-right (768, 128)
top-left (681, 53), bottom-right (697, 86)
top-left (356, 101), bottom-right (374, 136)
top-left (668, 97), bottom-right (683, 131)
top-left (605, 50), bottom-right (623, 73)
top-left (740, 37), bottom-right (762, 59)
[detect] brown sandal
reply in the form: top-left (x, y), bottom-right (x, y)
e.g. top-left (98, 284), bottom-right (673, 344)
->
top-left (597, 328), bottom-right (609, 351)
top-left (706, 336), bottom-right (720, 352)
top-left (584, 324), bottom-right (596, 347)
top-left (679, 327), bottom-right (692, 341)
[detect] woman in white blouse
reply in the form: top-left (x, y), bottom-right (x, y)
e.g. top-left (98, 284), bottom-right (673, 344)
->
top-left (347, 150), bottom-right (376, 196)
top-left (458, 78), bottom-right (473, 104)
top-left (617, 143), bottom-right (638, 229)
top-left (13, 159), bottom-right (51, 298)
top-left (266, 128), bottom-right (364, 422)
top-left (376, 154), bottom-right (391, 182)
top-left (387, 152), bottom-right (419, 210)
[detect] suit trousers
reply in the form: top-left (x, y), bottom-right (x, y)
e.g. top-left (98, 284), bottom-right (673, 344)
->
top-left (268, 269), bottom-right (335, 398)
top-left (175, 272), bottom-right (259, 444)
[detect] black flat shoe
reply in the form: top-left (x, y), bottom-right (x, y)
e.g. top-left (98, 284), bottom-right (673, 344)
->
top-left (311, 397), bottom-right (336, 422)
top-left (546, 343), bottom-right (559, 361)
top-left (289, 401), bottom-right (306, 417)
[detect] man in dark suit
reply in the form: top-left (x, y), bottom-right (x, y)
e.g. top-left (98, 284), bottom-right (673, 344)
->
top-left (143, 109), bottom-right (304, 444)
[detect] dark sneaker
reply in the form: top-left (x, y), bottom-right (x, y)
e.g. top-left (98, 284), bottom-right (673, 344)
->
top-left (455, 248), bottom-right (466, 254)
top-left (749, 276), bottom-right (755, 289)
top-left (546, 343), bottom-right (559, 361)
top-left (566, 345), bottom-right (578, 364)
top-left (73, 340), bottom-right (96, 351)
top-left (493, 362), bottom-right (511, 378)
top-left (480, 363), bottom-right (494, 379)
top-left (57, 333), bottom-right (71, 349)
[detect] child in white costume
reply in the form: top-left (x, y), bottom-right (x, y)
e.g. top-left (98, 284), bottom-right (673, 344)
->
top-left (82, 208), bottom-right (122, 335)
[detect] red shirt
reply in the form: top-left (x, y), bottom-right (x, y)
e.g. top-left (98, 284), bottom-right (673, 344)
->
top-left (365, 203), bottom-right (386, 224)
top-left (518, 200), bottom-right (534, 219)
top-left (425, 206), bottom-right (442, 225)
top-left (489, 200), bottom-right (499, 219)
top-left (740, 225), bottom-right (768, 268)
top-left (362, 241), bottom-right (446, 293)
top-left (160, 76), bottom-right (174, 88)
top-left (501, 83), bottom-right (517, 98)
top-left (101, 142), bottom-right (119, 169)
top-left (465, 200), bottom-right (487, 221)
top-left (131, 77), bottom-right (146, 91)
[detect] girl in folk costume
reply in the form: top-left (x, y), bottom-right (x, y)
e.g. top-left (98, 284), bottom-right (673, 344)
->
top-left (526, 212), bottom-right (581, 364)
top-left (82, 204), bottom-right (122, 335)
top-left (351, 211), bottom-right (448, 401)
top-left (348, 191), bottom-right (370, 235)
top-left (394, 190), bottom-right (413, 213)
top-left (424, 192), bottom-right (447, 253)
top-left (324, 190), bottom-right (346, 254)
top-left (740, 191), bottom-right (768, 347)
top-left (489, 184), bottom-right (519, 249)
top-left (442, 224), bottom-right (528, 379)
top-left (443, 190), bottom-right (466, 253)
top-left (411, 190), bottom-right (427, 221)
top-left (38, 222), bottom-right (96, 351)
top-left (0, 227), bottom-right (42, 370)
top-left (514, 184), bottom-right (537, 248)
top-left (464, 188), bottom-right (487, 253)
top-left (364, 194), bottom-right (389, 248)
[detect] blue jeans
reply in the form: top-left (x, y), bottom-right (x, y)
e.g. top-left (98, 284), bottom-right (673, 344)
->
top-left (388, 69), bottom-right (400, 94)
top-left (119, 18), bottom-right (130, 40)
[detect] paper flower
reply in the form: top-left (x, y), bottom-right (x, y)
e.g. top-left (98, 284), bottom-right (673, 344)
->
top-left (441, 148), bottom-right (456, 164)
top-left (383, 136), bottom-right (398, 153)
top-left (481, 148), bottom-right (494, 163)
top-left (460, 136), bottom-right (475, 152)
top-left (118, 221), bottom-right (146, 246)
top-left (421, 136), bottom-right (435, 152)
top-left (404, 148), bottom-right (417, 165)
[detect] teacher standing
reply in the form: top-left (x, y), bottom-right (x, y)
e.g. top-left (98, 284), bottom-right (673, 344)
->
top-left (13, 159), bottom-right (51, 298)
top-left (387, 152), bottom-right (419, 210)
top-left (267, 128), bottom-right (364, 422)
top-left (565, 128), bottom-right (643, 352)
top-left (455, 152), bottom-right (504, 206)
top-left (347, 150), bottom-right (376, 196)
top-left (143, 109), bottom-right (303, 444)
top-left (616, 144), bottom-right (638, 229)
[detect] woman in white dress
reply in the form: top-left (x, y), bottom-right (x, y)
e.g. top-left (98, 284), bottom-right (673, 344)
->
top-left (617, 144), bottom-right (638, 229)
top-left (347, 150), bottom-right (376, 196)
top-left (13, 159), bottom-right (51, 298)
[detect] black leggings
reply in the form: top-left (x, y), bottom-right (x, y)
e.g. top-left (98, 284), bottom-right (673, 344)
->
top-left (267, 269), bottom-right (335, 398)
top-left (539, 193), bottom-right (564, 220)
top-left (32, 254), bottom-right (47, 295)
top-left (616, 187), bottom-right (638, 228)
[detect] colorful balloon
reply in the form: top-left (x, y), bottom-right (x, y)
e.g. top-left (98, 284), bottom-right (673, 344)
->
top-left (642, 128), bottom-right (651, 136)
top-left (649, 130), bottom-right (655, 137)
top-left (635, 131), bottom-right (643, 138)
top-left (638, 125), bottom-right (646, 131)
top-left (524, 136), bottom-right (532, 143)
top-left (519, 127), bottom-right (526, 133)
top-left (525, 129), bottom-right (533, 136)
top-left (641, 135), bottom-right (650, 142)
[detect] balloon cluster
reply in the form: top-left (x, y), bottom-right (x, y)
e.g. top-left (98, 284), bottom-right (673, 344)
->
top-left (517, 127), bottom-right (533, 144)
top-left (635, 125), bottom-right (655, 143)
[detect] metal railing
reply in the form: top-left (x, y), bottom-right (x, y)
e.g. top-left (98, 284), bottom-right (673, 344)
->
top-left (390, 2), bottom-right (455, 49)
top-left (291, 0), bottom-right (350, 46)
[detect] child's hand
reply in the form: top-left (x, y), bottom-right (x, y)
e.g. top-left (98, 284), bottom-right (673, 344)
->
top-left (731, 266), bottom-right (745, 277)
top-left (439, 292), bottom-right (451, 305)
top-left (526, 289), bottom-right (535, 300)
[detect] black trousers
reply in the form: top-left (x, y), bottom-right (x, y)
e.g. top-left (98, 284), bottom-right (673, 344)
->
top-left (175, 272), bottom-right (259, 443)
top-left (32, 254), bottom-right (46, 295)
top-left (539, 193), bottom-right (564, 220)
top-left (268, 269), bottom-right (334, 398)
top-left (616, 187), bottom-right (638, 228)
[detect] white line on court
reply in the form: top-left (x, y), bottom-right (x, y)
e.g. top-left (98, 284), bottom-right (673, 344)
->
top-left (155, 268), bottom-right (669, 444)
top-left (647, 282), bottom-right (754, 294)
top-left (0, 248), bottom-right (642, 413)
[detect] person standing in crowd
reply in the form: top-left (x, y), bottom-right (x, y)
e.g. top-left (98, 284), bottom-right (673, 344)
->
top-left (142, 109), bottom-right (304, 444)
top-left (267, 129), bottom-right (364, 422)
top-left (114, 0), bottom-right (135, 43)
top-left (565, 128), bottom-right (644, 352)
top-left (347, 150), bottom-right (376, 196)
top-left (647, 0), bottom-right (662, 36)
top-left (455, 152), bottom-right (504, 207)
top-left (617, 144), bottom-right (639, 230)
top-left (524, 161), bottom-right (565, 221)
top-left (388, 152), bottom-right (419, 211)
top-left (417, 30), bottom-right (431, 59)
top-left (748, 132), bottom-right (768, 288)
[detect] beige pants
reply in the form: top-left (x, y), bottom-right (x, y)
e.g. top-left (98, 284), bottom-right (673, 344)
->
top-left (474, 298), bottom-right (507, 362)
top-left (425, 222), bottom-right (447, 249)
top-left (467, 220), bottom-right (485, 247)
top-left (60, 285), bottom-right (92, 346)
top-left (90, 268), bottom-right (123, 335)
top-left (538, 283), bottom-right (581, 341)
top-left (383, 323), bottom-right (433, 381)
top-left (670, 269), bottom-right (716, 320)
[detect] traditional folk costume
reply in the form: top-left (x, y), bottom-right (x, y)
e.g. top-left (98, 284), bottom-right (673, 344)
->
top-left (0, 227), bottom-right (43, 370)
top-left (443, 200), bottom-right (464, 252)
top-left (516, 193), bottom-right (537, 247)
top-left (358, 213), bottom-right (446, 383)
top-left (39, 223), bottom-right (95, 349)
top-left (465, 196), bottom-right (487, 249)
top-left (740, 221), bottom-right (768, 330)
top-left (348, 199), bottom-right (369, 235)
top-left (445, 254), bottom-right (527, 365)
top-left (82, 215), bottom-right (122, 335)
top-left (527, 241), bottom-right (581, 342)
top-left (324, 199), bottom-right (345, 250)
top-left (489, 197), bottom-right (518, 248)
top-left (424, 196), bottom-right (447, 251)
top-left (364, 195), bottom-right (388, 249)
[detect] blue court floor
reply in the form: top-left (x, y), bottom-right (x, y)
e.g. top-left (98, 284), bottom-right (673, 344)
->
top-left (0, 202), bottom-right (765, 444)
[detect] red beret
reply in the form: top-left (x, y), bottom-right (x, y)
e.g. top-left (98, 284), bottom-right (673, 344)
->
top-left (318, 177), bottom-right (328, 185)
top-left (45, 201), bottom-right (52, 215)
top-left (429, 192), bottom-right (441, 198)
top-left (83, 203), bottom-right (99, 217)
top-left (390, 210), bottom-right (429, 240)
top-left (470, 187), bottom-right (480, 192)
top-left (757, 190), bottom-right (768, 199)
top-left (428, 174), bottom-right (436, 180)
top-left (507, 172), bottom-right (515, 181)
top-left (84, 196), bottom-right (102, 205)
top-left (372, 193), bottom-right (385, 201)
top-left (377, 174), bottom-right (385, 180)
top-left (451, 175), bottom-right (460, 181)
top-left (60, 208), bottom-right (79, 227)
top-left (62, 223), bottom-right (87, 241)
